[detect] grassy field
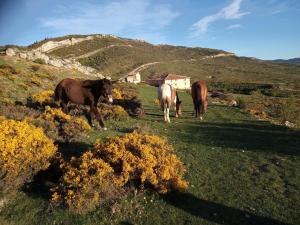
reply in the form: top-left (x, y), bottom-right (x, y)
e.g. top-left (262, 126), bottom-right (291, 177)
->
top-left (1, 79), bottom-right (299, 225)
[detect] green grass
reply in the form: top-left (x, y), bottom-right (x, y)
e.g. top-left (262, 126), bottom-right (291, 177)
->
top-left (1, 83), bottom-right (299, 225)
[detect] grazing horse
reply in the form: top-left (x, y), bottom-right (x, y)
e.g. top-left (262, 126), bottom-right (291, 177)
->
top-left (191, 80), bottom-right (208, 120)
top-left (158, 83), bottom-right (182, 123)
top-left (54, 78), bottom-right (114, 130)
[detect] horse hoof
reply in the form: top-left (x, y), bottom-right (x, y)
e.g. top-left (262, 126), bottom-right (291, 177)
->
top-left (200, 116), bottom-right (203, 120)
top-left (102, 127), bottom-right (107, 131)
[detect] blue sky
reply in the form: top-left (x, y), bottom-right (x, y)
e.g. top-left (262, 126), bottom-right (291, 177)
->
top-left (0, 0), bottom-right (299, 59)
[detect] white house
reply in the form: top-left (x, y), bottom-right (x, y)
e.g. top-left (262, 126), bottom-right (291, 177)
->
top-left (123, 72), bottom-right (141, 84)
top-left (147, 74), bottom-right (190, 89)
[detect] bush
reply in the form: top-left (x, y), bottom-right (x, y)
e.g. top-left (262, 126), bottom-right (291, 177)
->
top-left (51, 152), bottom-right (115, 214)
top-left (31, 65), bottom-right (40, 71)
top-left (32, 106), bottom-right (91, 142)
top-left (31, 90), bottom-right (55, 106)
top-left (33, 58), bottom-right (46, 65)
top-left (51, 132), bottom-right (188, 214)
top-left (96, 132), bottom-right (188, 194)
top-left (236, 97), bottom-right (246, 109)
top-left (30, 76), bottom-right (42, 86)
top-left (0, 64), bottom-right (19, 76)
top-left (0, 105), bottom-right (40, 121)
top-left (112, 88), bottom-right (122, 99)
top-left (0, 119), bottom-right (57, 191)
top-left (278, 97), bottom-right (300, 123)
top-left (98, 104), bottom-right (129, 121)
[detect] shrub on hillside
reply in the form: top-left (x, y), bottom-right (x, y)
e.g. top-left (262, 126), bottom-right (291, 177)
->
top-left (112, 88), bottom-right (122, 99)
top-left (0, 105), bottom-right (40, 121)
top-left (95, 132), bottom-right (188, 194)
top-left (30, 76), bottom-right (42, 86)
top-left (0, 119), bottom-right (57, 191)
top-left (51, 132), bottom-right (188, 214)
top-left (236, 97), bottom-right (246, 109)
top-left (51, 152), bottom-right (116, 214)
top-left (0, 64), bottom-right (19, 76)
top-left (30, 106), bottom-right (91, 142)
top-left (278, 97), bottom-right (300, 124)
top-left (33, 58), bottom-right (46, 65)
top-left (30, 90), bottom-right (55, 106)
top-left (31, 65), bottom-right (40, 71)
top-left (98, 104), bottom-right (129, 121)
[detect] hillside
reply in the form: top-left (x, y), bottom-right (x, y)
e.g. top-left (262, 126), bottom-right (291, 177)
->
top-left (4, 35), bottom-right (300, 92)
top-left (269, 57), bottom-right (300, 65)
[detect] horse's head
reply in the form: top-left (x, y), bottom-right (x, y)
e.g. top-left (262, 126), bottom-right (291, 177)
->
top-left (99, 79), bottom-right (114, 103)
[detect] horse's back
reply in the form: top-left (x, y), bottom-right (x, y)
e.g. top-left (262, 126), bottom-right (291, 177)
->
top-left (158, 83), bottom-right (172, 101)
top-left (55, 78), bottom-right (86, 104)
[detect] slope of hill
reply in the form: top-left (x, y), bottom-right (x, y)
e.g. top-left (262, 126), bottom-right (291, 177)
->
top-left (4, 34), bottom-right (300, 91)
top-left (269, 58), bottom-right (300, 65)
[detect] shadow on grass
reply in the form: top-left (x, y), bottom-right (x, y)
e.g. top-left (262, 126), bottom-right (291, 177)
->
top-left (57, 141), bottom-right (92, 161)
top-left (23, 142), bottom-right (92, 200)
top-left (179, 121), bottom-right (300, 156)
top-left (163, 192), bottom-right (288, 225)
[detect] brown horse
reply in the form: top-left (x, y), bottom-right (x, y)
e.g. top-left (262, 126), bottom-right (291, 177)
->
top-left (191, 80), bottom-right (208, 120)
top-left (54, 78), bottom-right (114, 130)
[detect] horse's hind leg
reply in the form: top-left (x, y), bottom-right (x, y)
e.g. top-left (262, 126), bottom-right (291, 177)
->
top-left (166, 107), bottom-right (170, 123)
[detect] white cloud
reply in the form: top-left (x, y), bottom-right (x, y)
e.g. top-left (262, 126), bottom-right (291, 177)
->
top-left (227, 24), bottom-right (243, 30)
top-left (40, 0), bottom-right (179, 43)
top-left (190, 0), bottom-right (249, 37)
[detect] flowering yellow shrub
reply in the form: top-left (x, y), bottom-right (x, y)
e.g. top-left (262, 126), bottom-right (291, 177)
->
top-left (31, 90), bottom-right (54, 105)
top-left (98, 104), bottom-right (129, 121)
top-left (95, 132), bottom-right (188, 193)
top-left (0, 119), bottom-right (57, 191)
top-left (112, 88), bottom-right (122, 99)
top-left (30, 76), bottom-right (42, 86)
top-left (51, 151), bottom-right (114, 214)
top-left (31, 106), bottom-right (91, 142)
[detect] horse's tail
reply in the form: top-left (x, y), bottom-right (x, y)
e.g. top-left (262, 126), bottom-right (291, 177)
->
top-left (193, 86), bottom-right (202, 113)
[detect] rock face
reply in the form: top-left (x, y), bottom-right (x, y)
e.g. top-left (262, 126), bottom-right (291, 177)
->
top-left (4, 34), bottom-right (121, 78)
top-left (5, 47), bottom-right (104, 78)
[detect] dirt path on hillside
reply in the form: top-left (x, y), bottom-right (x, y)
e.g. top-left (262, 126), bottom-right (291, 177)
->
top-left (75, 44), bottom-right (133, 59)
top-left (125, 52), bottom-right (235, 76)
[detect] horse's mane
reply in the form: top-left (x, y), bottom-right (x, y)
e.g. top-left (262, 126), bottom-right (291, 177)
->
top-left (82, 79), bottom-right (100, 88)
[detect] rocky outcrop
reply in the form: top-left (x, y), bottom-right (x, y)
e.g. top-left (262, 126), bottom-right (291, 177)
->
top-left (36, 34), bottom-right (118, 53)
top-left (202, 53), bottom-right (235, 60)
top-left (6, 47), bottom-right (104, 78)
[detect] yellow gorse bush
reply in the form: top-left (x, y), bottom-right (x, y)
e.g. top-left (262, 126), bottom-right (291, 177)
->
top-left (51, 132), bottom-right (188, 214)
top-left (112, 88), bottom-right (123, 99)
top-left (96, 131), bottom-right (188, 194)
top-left (51, 151), bottom-right (114, 214)
top-left (98, 104), bottom-right (129, 121)
top-left (31, 90), bottom-right (54, 105)
top-left (36, 106), bottom-right (91, 142)
top-left (0, 119), bottom-right (57, 191)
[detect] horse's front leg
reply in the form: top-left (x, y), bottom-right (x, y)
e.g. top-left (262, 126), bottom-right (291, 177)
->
top-left (91, 104), bottom-right (106, 130)
top-left (61, 102), bottom-right (69, 114)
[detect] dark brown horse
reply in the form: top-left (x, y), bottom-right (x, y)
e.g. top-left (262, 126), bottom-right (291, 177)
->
top-left (191, 80), bottom-right (208, 120)
top-left (54, 78), bottom-right (114, 130)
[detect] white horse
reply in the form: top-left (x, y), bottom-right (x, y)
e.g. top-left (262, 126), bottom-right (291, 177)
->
top-left (158, 83), bottom-right (182, 123)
